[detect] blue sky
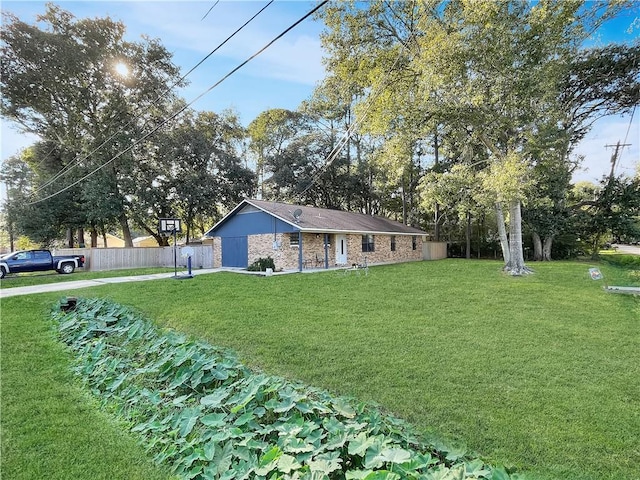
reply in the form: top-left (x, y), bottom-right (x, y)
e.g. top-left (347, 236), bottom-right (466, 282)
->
top-left (1, 0), bottom-right (638, 184)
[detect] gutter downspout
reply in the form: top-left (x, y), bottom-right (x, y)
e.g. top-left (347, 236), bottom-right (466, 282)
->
top-left (324, 233), bottom-right (329, 269)
top-left (298, 231), bottom-right (303, 272)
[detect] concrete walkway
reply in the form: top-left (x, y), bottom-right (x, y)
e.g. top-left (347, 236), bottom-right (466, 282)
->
top-left (0, 265), bottom-right (327, 299)
top-left (0, 269), bottom-right (222, 299)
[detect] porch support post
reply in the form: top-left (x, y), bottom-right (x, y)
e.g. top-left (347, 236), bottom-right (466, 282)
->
top-left (298, 231), bottom-right (303, 272)
top-left (324, 234), bottom-right (329, 269)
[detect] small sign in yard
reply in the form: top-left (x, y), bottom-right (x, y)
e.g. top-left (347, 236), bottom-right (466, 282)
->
top-left (589, 268), bottom-right (603, 280)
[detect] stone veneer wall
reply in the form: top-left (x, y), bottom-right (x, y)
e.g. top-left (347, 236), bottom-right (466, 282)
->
top-left (212, 233), bottom-right (425, 270)
top-left (248, 233), bottom-right (336, 271)
top-left (347, 234), bottom-right (423, 266)
top-left (212, 237), bottom-right (222, 268)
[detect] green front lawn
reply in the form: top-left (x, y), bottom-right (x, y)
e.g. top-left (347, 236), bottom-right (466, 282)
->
top-left (0, 294), bottom-right (175, 480)
top-left (2, 259), bottom-right (638, 479)
top-left (0, 267), bottom-right (176, 288)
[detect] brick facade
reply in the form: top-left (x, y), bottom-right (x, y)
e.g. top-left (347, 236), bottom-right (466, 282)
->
top-left (212, 231), bottom-right (424, 270)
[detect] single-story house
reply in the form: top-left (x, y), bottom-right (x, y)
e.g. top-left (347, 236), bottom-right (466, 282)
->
top-left (204, 199), bottom-right (436, 271)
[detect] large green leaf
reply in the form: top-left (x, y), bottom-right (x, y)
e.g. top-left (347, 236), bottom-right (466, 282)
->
top-left (332, 398), bottom-right (357, 418)
top-left (200, 412), bottom-right (227, 428)
top-left (309, 451), bottom-right (342, 473)
top-left (348, 432), bottom-right (376, 456)
top-left (277, 454), bottom-right (301, 474)
top-left (379, 448), bottom-right (411, 465)
top-left (204, 441), bottom-right (216, 461)
top-left (362, 471), bottom-right (401, 480)
top-left (179, 408), bottom-right (201, 438)
top-left (256, 446), bottom-right (283, 476)
top-left (200, 387), bottom-right (231, 408)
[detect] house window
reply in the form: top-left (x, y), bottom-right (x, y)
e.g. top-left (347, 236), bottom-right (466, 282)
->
top-left (362, 234), bottom-right (375, 253)
top-left (390, 235), bottom-right (396, 252)
top-left (412, 235), bottom-right (417, 251)
top-left (289, 233), bottom-right (299, 246)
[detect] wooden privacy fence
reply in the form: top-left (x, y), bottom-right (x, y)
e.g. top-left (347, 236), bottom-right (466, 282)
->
top-left (54, 245), bottom-right (214, 272)
top-left (422, 241), bottom-right (447, 260)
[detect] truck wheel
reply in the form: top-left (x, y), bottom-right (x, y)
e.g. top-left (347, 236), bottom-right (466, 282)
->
top-left (60, 263), bottom-right (75, 274)
top-left (0, 267), bottom-right (6, 279)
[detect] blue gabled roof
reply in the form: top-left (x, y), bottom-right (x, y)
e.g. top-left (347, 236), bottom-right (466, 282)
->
top-left (204, 199), bottom-right (427, 237)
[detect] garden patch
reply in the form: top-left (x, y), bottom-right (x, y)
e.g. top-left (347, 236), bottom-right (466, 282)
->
top-left (52, 297), bottom-right (521, 480)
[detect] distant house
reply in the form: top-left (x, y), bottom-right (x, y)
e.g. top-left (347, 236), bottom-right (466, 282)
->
top-left (133, 236), bottom-right (159, 248)
top-left (95, 233), bottom-right (125, 248)
top-left (204, 199), bottom-right (436, 271)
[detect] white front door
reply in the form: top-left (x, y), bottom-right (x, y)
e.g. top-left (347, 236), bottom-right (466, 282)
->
top-left (335, 234), bottom-right (348, 265)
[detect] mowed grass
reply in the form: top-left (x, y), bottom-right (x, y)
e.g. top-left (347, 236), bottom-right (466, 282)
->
top-left (2, 259), bottom-right (638, 480)
top-left (0, 294), bottom-right (175, 480)
top-left (0, 266), bottom-right (176, 288)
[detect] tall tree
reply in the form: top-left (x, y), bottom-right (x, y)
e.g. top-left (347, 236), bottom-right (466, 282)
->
top-left (319, 0), bottom-right (632, 274)
top-left (524, 42), bottom-right (640, 260)
top-left (1, 4), bottom-right (183, 246)
top-left (320, 0), bottom-right (434, 224)
top-left (247, 109), bottom-right (305, 200)
top-left (133, 110), bottom-right (255, 245)
top-left (571, 175), bottom-right (640, 256)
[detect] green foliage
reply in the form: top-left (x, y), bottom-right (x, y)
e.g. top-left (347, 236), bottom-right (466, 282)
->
top-left (4, 260), bottom-right (638, 479)
top-left (600, 253), bottom-right (640, 270)
top-left (571, 176), bottom-right (640, 257)
top-left (247, 256), bottom-right (276, 272)
top-left (1, 295), bottom-right (173, 480)
top-left (52, 297), bottom-right (514, 480)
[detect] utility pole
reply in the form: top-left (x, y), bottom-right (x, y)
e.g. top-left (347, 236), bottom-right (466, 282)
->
top-left (604, 140), bottom-right (631, 179)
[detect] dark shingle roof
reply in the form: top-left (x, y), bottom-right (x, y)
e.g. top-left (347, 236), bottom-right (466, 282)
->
top-left (247, 199), bottom-right (426, 235)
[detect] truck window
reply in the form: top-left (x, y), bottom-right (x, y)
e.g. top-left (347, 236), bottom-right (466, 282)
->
top-left (34, 251), bottom-right (51, 260)
top-left (15, 252), bottom-right (32, 260)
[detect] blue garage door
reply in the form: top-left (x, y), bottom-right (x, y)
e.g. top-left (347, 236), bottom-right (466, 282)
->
top-left (221, 236), bottom-right (248, 268)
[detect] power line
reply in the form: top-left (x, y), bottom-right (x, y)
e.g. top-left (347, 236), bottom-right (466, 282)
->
top-left (28, 0), bottom-right (329, 205)
top-left (298, 40), bottom-right (417, 198)
top-left (31, 0), bottom-right (274, 196)
top-left (604, 105), bottom-right (636, 178)
top-left (202, 0), bottom-right (220, 21)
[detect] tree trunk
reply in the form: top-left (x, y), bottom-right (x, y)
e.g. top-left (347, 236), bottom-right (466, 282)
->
top-left (434, 203), bottom-right (440, 242)
top-left (100, 225), bottom-right (108, 248)
top-left (401, 178), bottom-right (407, 225)
top-left (66, 228), bottom-right (74, 248)
top-left (77, 227), bottom-right (85, 248)
top-left (465, 211), bottom-right (471, 259)
top-left (8, 220), bottom-right (15, 252)
top-left (542, 235), bottom-right (554, 261)
top-left (495, 202), bottom-right (510, 267)
top-left (90, 227), bottom-right (98, 248)
top-left (119, 212), bottom-right (133, 247)
top-left (433, 131), bottom-right (440, 241)
top-left (507, 199), bottom-right (533, 275)
top-left (532, 232), bottom-right (543, 261)
top-left (477, 215), bottom-right (482, 259)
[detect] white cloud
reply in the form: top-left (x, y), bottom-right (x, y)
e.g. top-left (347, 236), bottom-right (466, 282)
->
top-left (125, 1), bottom-right (326, 86)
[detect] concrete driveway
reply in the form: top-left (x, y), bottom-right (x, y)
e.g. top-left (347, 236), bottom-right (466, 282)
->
top-left (0, 269), bottom-right (220, 299)
top-left (612, 244), bottom-right (640, 255)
